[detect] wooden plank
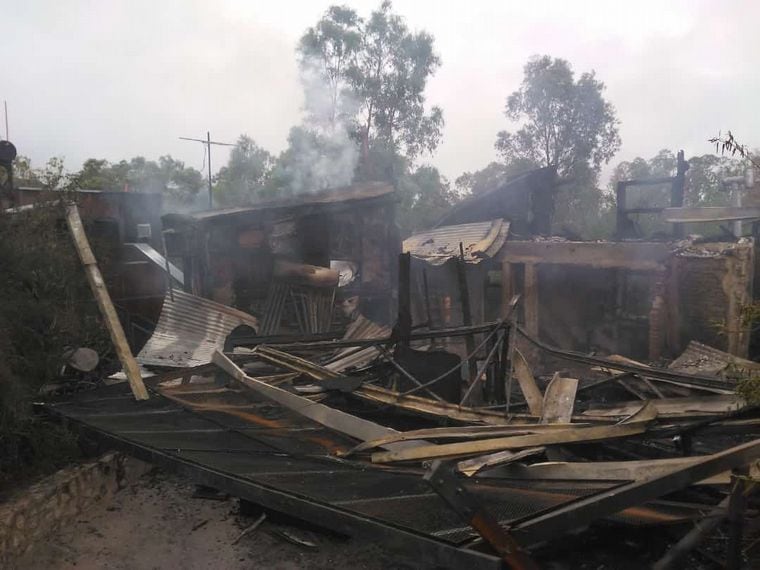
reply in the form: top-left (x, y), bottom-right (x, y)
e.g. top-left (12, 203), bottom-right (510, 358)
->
top-left (663, 206), bottom-right (760, 223)
top-left (457, 447), bottom-right (546, 477)
top-left (352, 384), bottom-right (615, 426)
top-left (342, 423), bottom-right (591, 457)
top-left (65, 204), bottom-right (149, 401)
top-left (482, 457), bottom-right (760, 486)
top-left (540, 374), bottom-right (578, 424)
top-left (371, 416), bottom-right (654, 464)
top-left (583, 395), bottom-right (745, 418)
top-left (513, 349), bottom-right (543, 416)
top-left (500, 240), bottom-right (670, 270)
top-left (510, 438), bottom-right (760, 546)
top-left (212, 350), bottom-right (427, 452)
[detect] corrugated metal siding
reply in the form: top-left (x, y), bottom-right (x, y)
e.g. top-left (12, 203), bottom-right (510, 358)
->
top-left (325, 315), bottom-right (391, 373)
top-left (137, 290), bottom-right (258, 368)
top-left (669, 340), bottom-right (760, 379)
top-left (403, 219), bottom-right (509, 265)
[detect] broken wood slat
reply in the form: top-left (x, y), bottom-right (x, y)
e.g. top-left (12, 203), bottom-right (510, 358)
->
top-left (512, 349), bottom-right (543, 416)
top-left (371, 415), bottom-right (655, 464)
top-left (65, 204), bottom-right (149, 401)
top-left (540, 374), bottom-right (578, 424)
top-left (253, 345), bottom-right (339, 380)
top-left (457, 447), bottom-right (546, 477)
top-left (662, 206), bottom-right (760, 223)
top-left (212, 350), bottom-right (428, 452)
top-left (455, 244), bottom-right (478, 384)
top-left (509, 437), bottom-right (760, 547)
top-left (342, 424), bottom-right (591, 457)
top-left (353, 384), bottom-right (615, 426)
top-left (583, 395), bottom-right (745, 418)
top-left (479, 456), bottom-right (760, 486)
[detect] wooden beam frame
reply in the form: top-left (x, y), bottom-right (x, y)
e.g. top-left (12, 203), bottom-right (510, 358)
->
top-left (510, 438), bottom-right (760, 546)
top-left (499, 241), bottom-right (670, 271)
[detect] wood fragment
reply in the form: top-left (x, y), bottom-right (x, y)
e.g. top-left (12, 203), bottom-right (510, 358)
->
top-left (584, 395), bottom-right (745, 418)
top-left (540, 374), bottom-right (578, 424)
top-left (191, 519), bottom-right (209, 532)
top-left (271, 529), bottom-right (318, 550)
top-left (371, 418), bottom-right (653, 464)
top-left (342, 424), bottom-right (584, 457)
top-left (457, 447), bottom-right (546, 477)
top-left (481, 457), bottom-right (760, 485)
top-left (232, 513), bottom-right (266, 544)
top-left (511, 438), bottom-right (760, 547)
top-left (513, 349), bottom-right (543, 416)
top-left (65, 204), bottom-right (148, 401)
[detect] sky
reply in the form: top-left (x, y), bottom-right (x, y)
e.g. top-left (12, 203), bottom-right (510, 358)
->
top-left (3, 0), bottom-right (759, 186)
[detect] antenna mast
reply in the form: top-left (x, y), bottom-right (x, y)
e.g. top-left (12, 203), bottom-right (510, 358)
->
top-left (179, 132), bottom-right (235, 209)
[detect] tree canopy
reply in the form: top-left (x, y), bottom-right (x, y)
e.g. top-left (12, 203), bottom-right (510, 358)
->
top-left (74, 156), bottom-right (204, 206)
top-left (496, 56), bottom-right (620, 178)
top-left (489, 55), bottom-right (622, 235)
top-left (213, 135), bottom-right (274, 206)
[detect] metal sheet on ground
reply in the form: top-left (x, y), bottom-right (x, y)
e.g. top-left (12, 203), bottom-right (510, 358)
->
top-left (43, 383), bottom-right (703, 567)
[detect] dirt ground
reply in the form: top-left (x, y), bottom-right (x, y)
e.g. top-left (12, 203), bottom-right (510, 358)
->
top-left (17, 469), bottom-right (403, 570)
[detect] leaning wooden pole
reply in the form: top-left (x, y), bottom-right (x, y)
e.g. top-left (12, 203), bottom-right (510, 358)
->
top-left (65, 204), bottom-right (149, 401)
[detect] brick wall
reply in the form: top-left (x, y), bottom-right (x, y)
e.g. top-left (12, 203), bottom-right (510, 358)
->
top-left (0, 453), bottom-right (151, 567)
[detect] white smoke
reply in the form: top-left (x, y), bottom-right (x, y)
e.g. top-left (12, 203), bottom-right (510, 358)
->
top-left (285, 55), bottom-right (361, 194)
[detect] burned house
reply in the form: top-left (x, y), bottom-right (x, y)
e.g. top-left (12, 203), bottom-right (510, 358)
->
top-left (25, 164), bottom-right (760, 570)
top-left (161, 182), bottom-right (399, 333)
top-left (405, 156), bottom-right (756, 361)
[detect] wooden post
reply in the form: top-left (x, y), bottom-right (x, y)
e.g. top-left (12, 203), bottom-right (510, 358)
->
top-left (524, 263), bottom-right (539, 338)
top-left (456, 243), bottom-right (477, 383)
top-left (397, 252), bottom-right (412, 346)
top-left (66, 204), bottom-right (149, 401)
top-left (422, 268), bottom-right (433, 328)
top-left (500, 260), bottom-right (514, 318)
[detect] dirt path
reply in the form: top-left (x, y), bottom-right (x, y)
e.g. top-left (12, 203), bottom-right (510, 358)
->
top-left (17, 470), bottom-right (400, 570)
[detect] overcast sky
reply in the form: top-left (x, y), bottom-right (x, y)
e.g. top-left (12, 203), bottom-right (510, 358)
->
top-left (4, 0), bottom-right (759, 186)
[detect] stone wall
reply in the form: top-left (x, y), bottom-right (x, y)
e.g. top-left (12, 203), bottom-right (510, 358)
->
top-left (0, 452), bottom-right (151, 567)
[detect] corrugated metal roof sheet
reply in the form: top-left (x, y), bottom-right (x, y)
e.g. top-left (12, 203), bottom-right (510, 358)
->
top-left (325, 315), bottom-right (391, 373)
top-left (668, 341), bottom-right (760, 379)
top-left (402, 219), bottom-right (509, 265)
top-left (127, 242), bottom-right (184, 285)
top-left (181, 182), bottom-right (395, 223)
top-left (137, 290), bottom-right (258, 368)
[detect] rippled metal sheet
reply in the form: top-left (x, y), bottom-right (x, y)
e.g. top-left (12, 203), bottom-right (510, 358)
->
top-left (137, 290), bottom-right (258, 368)
top-left (668, 340), bottom-right (759, 379)
top-left (126, 242), bottom-right (185, 285)
top-left (325, 315), bottom-right (391, 373)
top-left (403, 219), bottom-right (509, 265)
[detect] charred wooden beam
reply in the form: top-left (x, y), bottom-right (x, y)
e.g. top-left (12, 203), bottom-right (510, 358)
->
top-left (510, 438), bottom-right (760, 547)
top-left (499, 240), bottom-right (670, 270)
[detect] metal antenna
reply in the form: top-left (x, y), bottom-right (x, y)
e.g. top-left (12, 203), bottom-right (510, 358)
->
top-left (179, 132), bottom-right (235, 209)
top-left (3, 101), bottom-right (8, 141)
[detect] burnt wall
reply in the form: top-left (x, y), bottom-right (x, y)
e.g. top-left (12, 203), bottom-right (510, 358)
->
top-left (674, 241), bottom-right (753, 356)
